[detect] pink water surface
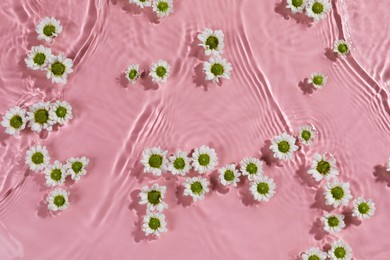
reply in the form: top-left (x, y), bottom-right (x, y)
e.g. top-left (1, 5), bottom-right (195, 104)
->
top-left (1, 0), bottom-right (390, 259)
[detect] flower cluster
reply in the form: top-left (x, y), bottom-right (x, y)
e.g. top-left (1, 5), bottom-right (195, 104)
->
top-left (286, 0), bottom-right (332, 22)
top-left (1, 100), bottom-right (73, 135)
top-left (129, 0), bottom-right (174, 18)
top-left (301, 240), bottom-right (353, 260)
top-left (124, 60), bottom-right (171, 85)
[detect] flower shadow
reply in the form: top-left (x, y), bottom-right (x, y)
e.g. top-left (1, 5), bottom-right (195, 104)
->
top-left (295, 164), bottom-right (319, 188)
top-left (309, 217), bottom-right (327, 240)
top-left (209, 171), bottom-right (230, 195)
top-left (188, 33), bottom-right (206, 60)
top-left (298, 78), bottom-right (315, 95)
top-left (192, 62), bottom-right (210, 90)
top-left (260, 139), bottom-right (282, 167)
top-left (342, 207), bottom-right (362, 228)
top-left (140, 72), bottom-right (160, 91)
top-left (175, 184), bottom-right (193, 207)
top-left (372, 165), bottom-right (390, 187)
top-left (274, 0), bottom-right (314, 27)
top-left (310, 188), bottom-right (334, 212)
top-left (238, 179), bottom-right (259, 207)
top-left (324, 48), bottom-right (338, 62)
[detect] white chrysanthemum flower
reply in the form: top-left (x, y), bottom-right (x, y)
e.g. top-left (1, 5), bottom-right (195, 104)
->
top-left (49, 100), bottom-right (73, 125)
top-left (352, 196), bottom-right (376, 219)
top-left (65, 157), bottom-right (89, 182)
top-left (27, 101), bottom-right (53, 132)
top-left (306, 0), bottom-right (331, 21)
top-left (46, 53), bottom-right (74, 85)
top-left (36, 17), bottom-right (63, 43)
top-left (323, 179), bottom-right (353, 208)
top-left (191, 145), bottom-right (218, 174)
top-left (1, 106), bottom-right (27, 136)
top-left (386, 158), bottom-right (390, 172)
top-left (168, 151), bottom-right (191, 176)
top-left (307, 153), bottom-right (338, 181)
top-left (152, 0), bottom-right (174, 18)
top-left (298, 125), bottom-right (317, 146)
top-left (218, 164), bottom-right (241, 186)
top-left (301, 247), bottom-right (327, 260)
top-left (333, 39), bottom-right (351, 58)
top-left (125, 64), bottom-right (140, 84)
top-left (203, 56), bottom-right (232, 83)
top-left (308, 72), bottom-right (327, 89)
top-left (183, 177), bottom-right (210, 201)
top-left (149, 60), bottom-right (170, 83)
top-left (250, 175), bottom-right (277, 202)
top-left (321, 212), bottom-right (345, 233)
top-left (328, 239), bottom-right (353, 260)
top-left (197, 28), bottom-right (224, 56)
top-left (270, 132), bottom-right (299, 161)
top-left (287, 0), bottom-right (308, 13)
top-left (240, 157), bottom-right (263, 181)
top-left (25, 45), bottom-right (53, 70)
top-left (130, 0), bottom-right (152, 8)
top-left (141, 147), bottom-right (168, 176)
top-left (139, 183), bottom-right (168, 212)
top-left (25, 144), bottom-right (50, 172)
top-left (142, 211), bottom-right (167, 237)
top-left (44, 160), bottom-right (67, 187)
top-left (47, 188), bottom-right (69, 211)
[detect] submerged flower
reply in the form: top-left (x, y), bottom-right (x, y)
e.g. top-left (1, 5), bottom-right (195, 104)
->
top-left (27, 101), bottom-right (53, 132)
top-left (25, 144), bottom-right (50, 172)
top-left (183, 177), bottom-right (210, 201)
top-left (1, 106), bottom-right (27, 136)
top-left (49, 100), bottom-right (73, 125)
top-left (270, 132), bottom-right (299, 160)
top-left (36, 17), bottom-right (63, 42)
top-left (47, 188), bottom-right (69, 211)
top-left (130, 0), bottom-right (152, 8)
top-left (191, 145), bottom-right (218, 174)
top-left (139, 183), bottom-right (168, 212)
top-left (168, 151), bottom-right (191, 176)
top-left (307, 153), bottom-right (338, 181)
top-left (352, 196), bottom-right (376, 219)
top-left (301, 247), bottom-right (327, 260)
top-left (323, 179), bottom-right (352, 208)
top-left (125, 64), bottom-right (140, 84)
top-left (198, 28), bottom-right (224, 56)
top-left (142, 211), bottom-right (167, 237)
top-left (218, 164), bottom-right (241, 186)
top-left (149, 60), bottom-right (171, 83)
top-left (298, 125), bottom-right (317, 146)
top-left (328, 239), bottom-right (353, 260)
top-left (44, 160), bottom-right (67, 187)
top-left (286, 0), bottom-right (307, 13)
top-left (240, 157), bottom-right (263, 181)
top-left (306, 0), bottom-right (331, 21)
top-left (308, 72), bottom-right (327, 89)
top-left (65, 156), bottom-right (89, 181)
top-left (321, 212), bottom-right (345, 233)
top-left (203, 56), bottom-right (232, 83)
top-left (46, 53), bottom-right (74, 84)
top-left (333, 39), bottom-right (351, 58)
top-left (152, 0), bottom-right (174, 18)
top-left (25, 45), bottom-right (53, 70)
top-left (250, 175), bottom-right (277, 202)
top-left (141, 147), bottom-right (168, 176)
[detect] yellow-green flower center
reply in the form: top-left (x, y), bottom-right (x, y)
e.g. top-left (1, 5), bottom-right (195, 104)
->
top-left (10, 115), bottom-right (23, 129)
top-left (317, 160), bottom-right (331, 175)
top-left (34, 109), bottom-right (49, 124)
top-left (157, 2), bottom-right (169, 12)
top-left (50, 169), bottom-right (62, 181)
top-left (301, 130), bottom-right (311, 141)
top-left (292, 0), bottom-right (303, 7)
top-left (128, 69), bottom-right (138, 80)
top-left (337, 43), bottom-right (349, 54)
top-left (156, 66), bottom-right (167, 78)
top-left (308, 256), bottom-right (320, 260)
top-left (190, 181), bottom-right (203, 194)
top-left (358, 202), bottom-right (370, 214)
top-left (72, 161), bottom-right (83, 174)
top-left (328, 216), bottom-right (339, 227)
top-left (206, 36), bottom-right (219, 50)
top-left (148, 217), bottom-right (161, 230)
top-left (246, 163), bottom-right (258, 175)
top-left (43, 25), bottom-right (56, 37)
top-left (257, 182), bottom-right (269, 195)
top-left (32, 152), bottom-right (44, 164)
top-left (33, 53), bottom-right (46, 66)
top-left (278, 141), bottom-right (290, 153)
top-left (210, 63), bottom-right (224, 76)
top-left (312, 75), bottom-right (324, 85)
top-left (224, 170), bottom-right (235, 181)
top-left (53, 195), bottom-right (65, 207)
top-left (147, 190), bottom-right (162, 205)
top-left (149, 154), bottom-right (163, 168)
top-left (312, 2), bottom-right (324, 14)
top-left (331, 186), bottom-right (344, 200)
top-left (56, 107), bottom-right (67, 118)
top-left (50, 62), bottom-right (66, 76)
top-left (173, 157), bottom-right (185, 170)
top-left (198, 154), bottom-right (210, 166)
top-left (334, 247), bottom-right (346, 258)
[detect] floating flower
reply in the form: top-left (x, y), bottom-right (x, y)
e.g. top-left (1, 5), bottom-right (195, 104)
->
top-left (307, 153), bottom-right (338, 181)
top-left (250, 175), bottom-right (277, 202)
top-left (142, 211), bottom-right (167, 237)
top-left (218, 164), bottom-right (241, 186)
top-left (203, 56), bottom-right (232, 83)
top-left (152, 0), bottom-right (174, 18)
top-left (46, 53), bottom-right (74, 84)
top-left (321, 212), bottom-right (345, 233)
top-left (191, 145), bottom-right (218, 174)
top-left (286, 0), bottom-right (307, 14)
top-left (25, 45), bottom-right (53, 70)
top-left (27, 101), bottom-right (53, 132)
top-left (352, 196), bottom-right (376, 219)
top-left (168, 151), bottom-right (191, 176)
top-left (130, 0), bottom-right (152, 8)
top-left (323, 179), bottom-right (352, 208)
top-left (44, 160), bottom-right (67, 187)
top-left (328, 239), bottom-right (353, 260)
top-left (47, 188), bottom-right (69, 211)
top-left (49, 100), bottom-right (73, 125)
top-left (298, 125), bottom-right (316, 146)
top-left (270, 132), bottom-right (299, 160)
top-left (306, 0), bottom-right (331, 21)
top-left (1, 106), bottom-right (27, 136)
top-left (197, 28), bottom-right (224, 56)
top-left (149, 60), bottom-right (170, 83)
top-left (141, 147), bottom-right (168, 176)
top-left (183, 177), bottom-right (210, 201)
top-left (25, 144), bottom-right (50, 172)
top-left (125, 64), bottom-right (140, 84)
top-left (36, 17), bottom-right (63, 43)
top-left (333, 40), bottom-right (351, 58)
top-left (301, 247), bottom-right (327, 260)
top-left (308, 72), bottom-right (327, 89)
top-left (65, 156), bottom-right (89, 182)
top-left (139, 183), bottom-right (168, 212)
top-left (240, 157), bottom-right (263, 181)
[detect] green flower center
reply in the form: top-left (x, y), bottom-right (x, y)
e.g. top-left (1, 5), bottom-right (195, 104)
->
top-left (34, 109), bottom-right (49, 124)
top-left (33, 53), bottom-right (46, 65)
top-left (210, 63), bottom-right (224, 76)
top-left (328, 216), bottom-right (339, 227)
top-left (53, 195), bottom-right (65, 207)
top-left (331, 186), bottom-right (344, 200)
top-left (173, 158), bottom-right (185, 170)
top-left (301, 130), bottom-right (311, 141)
top-left (71, 161), bottom-right (83, 174)
top-left (128, 69), bottom-right (138, 80)
top-left (334, 247), bottom-right (346, 258)
top-left (149, 154), bottom-right (163, 168)
top-left (246, 163), bottom-right (258, 175)
top-left (50, 62), bottom-right (66, 76)
top-left (10, 115), bottom-right (23, 129)
top-left (308, 256), bottom-right (320, 260)
top-left (224, 170), bottom-right (235, 181)
top-left (337, 43), bottom-right (349, 54)
top-left (147, 190), bottom-right (162, 205)
top-left (257, 182), bottom-right (269, 195)
top-left (43, 25), bottom-right (56, 37)
top-left (198, 154), bottom-right (210, 166)
top-left (358, 202), bottom-right (370, 214)
top-left (50, 169), bottom-right (62, 181)
top-left (156, 66), bottom-right (167, 78)
top-left (56, 107), bottom-right (67, 118)
top-left (278, 141), bottom-right (290, 153)
top-left (148, 217), bottom-right (161, 230)
top-left (292, 0), bottom-right (303, 7)
top-left (317, 160), bottom-right (331, 175)
top-left (312, 2), bottom-right (324, 14)
top-left (31, 152), bottom-right (44, 164)
top-left (206, 36), bottom-right (219, 50)
top-left (157, 2), bottom-right (169, 12)
top-left (190, 182), bottom-right (203, 194)
top-left (312, 75), bottom-right (324, 85)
